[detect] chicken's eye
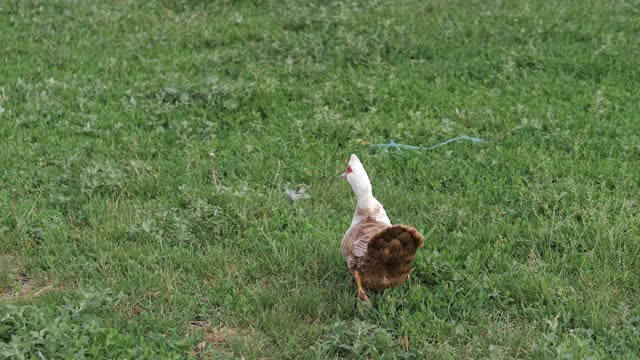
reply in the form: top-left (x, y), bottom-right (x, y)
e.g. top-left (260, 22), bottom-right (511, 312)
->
top-left (347, 165), bottom-right (353, 173)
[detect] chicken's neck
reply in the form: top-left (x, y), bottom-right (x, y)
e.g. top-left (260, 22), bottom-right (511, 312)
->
top-left (355, 192), bottom-right (376, 209)
top-left (348, 174), bottom-right (390, 226)
top-left (350, 192), bottom-right (390, 227)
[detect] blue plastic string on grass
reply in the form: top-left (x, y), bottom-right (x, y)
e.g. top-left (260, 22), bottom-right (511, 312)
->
top-left (372, 136), bottom-right (485, 152)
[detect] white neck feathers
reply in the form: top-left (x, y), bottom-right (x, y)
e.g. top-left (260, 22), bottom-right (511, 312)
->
top-left (344, 155), bottom-right (390, 226)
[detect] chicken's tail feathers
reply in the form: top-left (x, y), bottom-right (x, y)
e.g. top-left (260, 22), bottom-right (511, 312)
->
top-left (362, 225), bottom-right (424, 289)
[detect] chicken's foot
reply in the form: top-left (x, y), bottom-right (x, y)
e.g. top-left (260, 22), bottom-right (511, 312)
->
top-left (354, 271), bottom-right (370, 303)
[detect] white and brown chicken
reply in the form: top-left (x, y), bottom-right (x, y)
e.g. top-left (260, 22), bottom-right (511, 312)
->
top-left (340, 154), bottom-right (424, 302)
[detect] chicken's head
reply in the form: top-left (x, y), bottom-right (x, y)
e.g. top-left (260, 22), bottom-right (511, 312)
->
top-left (340, 154), bottom-right (372, 195)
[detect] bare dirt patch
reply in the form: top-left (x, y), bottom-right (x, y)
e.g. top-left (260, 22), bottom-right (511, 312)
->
top-left (189, 320), bottom-right (242, 358)
top-left (0, 255), bottom-right (54, 301)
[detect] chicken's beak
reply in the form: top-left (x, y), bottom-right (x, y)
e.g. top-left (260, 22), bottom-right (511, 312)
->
top-left (339, 172), bottom-right (348, 178)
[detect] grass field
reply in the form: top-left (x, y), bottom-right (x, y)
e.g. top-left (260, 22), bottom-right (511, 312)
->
top-left (1, 0), bottom-right (640, 358)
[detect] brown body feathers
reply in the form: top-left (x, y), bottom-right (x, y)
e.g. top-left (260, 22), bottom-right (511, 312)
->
top-left (342, 222), bottom-right (424, 290)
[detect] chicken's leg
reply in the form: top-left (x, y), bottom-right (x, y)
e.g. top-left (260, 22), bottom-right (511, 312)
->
top-left (354, 271), bottom-right (369, 303)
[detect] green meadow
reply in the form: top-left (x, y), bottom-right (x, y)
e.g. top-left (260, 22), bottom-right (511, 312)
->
top-left (1, 0), bottom-right (639, 358)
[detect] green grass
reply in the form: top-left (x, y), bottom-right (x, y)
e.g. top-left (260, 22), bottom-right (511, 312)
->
top-left (1, 0), bottom-right (639, 358)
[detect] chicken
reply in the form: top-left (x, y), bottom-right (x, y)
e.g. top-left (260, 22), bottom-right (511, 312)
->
top-left (340, 154), bottom-right (424, 302)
